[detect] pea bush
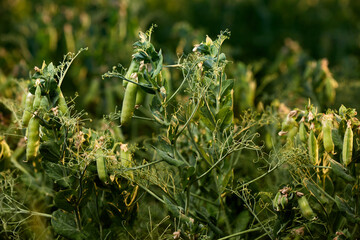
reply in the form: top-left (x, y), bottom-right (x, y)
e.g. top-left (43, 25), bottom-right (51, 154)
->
top-left (0, 27), bottom-right (359, 240)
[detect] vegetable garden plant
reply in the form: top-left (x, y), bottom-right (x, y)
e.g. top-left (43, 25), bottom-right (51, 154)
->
top-left (0, 27), bottom-right (360, 239)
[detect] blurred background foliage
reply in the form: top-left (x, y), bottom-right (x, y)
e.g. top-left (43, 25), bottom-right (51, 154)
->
top-left (1, 0), bottom-right (360, 111)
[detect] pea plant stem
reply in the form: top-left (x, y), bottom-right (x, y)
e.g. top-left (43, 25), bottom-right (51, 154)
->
top-left (165, 61), bottom-right (199, 105)
top-left (124, 159), bottom-right (163, 170)
top-left (217, 227), bottom-right (263, 240)
top-left (187, 124), bottom-right (213, 167)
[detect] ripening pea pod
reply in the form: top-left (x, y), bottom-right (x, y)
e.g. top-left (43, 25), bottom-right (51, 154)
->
top-left (121, 74), bottom-right (138, 126)
top-left (342, 120), bottom-right (353, 166)
top-left (96, 149), bottom-right (108, 184)
top-left (308, 123), bottom-right (319, 165)
top-left (32, 84), bottom-right (42, 110)
top-left (123, 60), bottom-right (140, 87)
top-left (287, 126), bottom-right (298, 144)
top-left (39, 96), bottom-right (50, 111)
top-left (135, 74), bottom-right (147, 108)
top-left (272, 191), bottom-right (282, 212)
top-left (297, 195), bottom-right (316, 220)
top-left (329, 157), bottom-right (355, 182)
top-left (299, 117), bottom-right (307, 143)
top-left (26, 116), bottom-right (40, 162)
top-left (322, 115), bottom-right (334, 153)
top-left (56, 86), bottom-right (68, 115)
top-left (22, 92), bottom-right (35, 127)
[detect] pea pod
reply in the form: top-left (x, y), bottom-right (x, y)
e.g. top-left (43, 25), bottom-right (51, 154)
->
top-left (308, 124), bottom-right (318, 165)
top-left (33, 84), bottom-right (42, 110)
top-left (26, 116), bottom-right (40, 162)
top-left (96, 149), bottom-right (108, 183)
top-left (121, 79), bottom-right (138, 126)
top-left (342, 121), bottom-right (353, 166)
top-left (298, 196), bottom-right (315, 220)
top-left (287, 126), bottom-right (298, 139)
top-left (135, 88), bottom-right (146, 108)
top-left (272, 191), bottom-right (282, 211)
top-left (329, 158), bottom-right (355, 182)
top-left (299, 118), bottom-right (307, 143)
top-left (40, 96), bottom-right (50, 111)
top-left (22, 92), bottom-right (35, 127)
top-left (322, 115), bottom-right (334, 153)
top-left (123, 60), bottom-right (139, 87)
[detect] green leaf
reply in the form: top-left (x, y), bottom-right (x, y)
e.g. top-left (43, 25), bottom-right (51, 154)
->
top-left (216, 106), bottom-right (233, 131)
top-left (138, 83), bottom-right (156, 94)
top-left (51, 210), bottom-right (88, 240)
top-left (220, 79), bottom-right (234, 99)
top-left (43, 162), bottom-right (72, 188)
top-left (332, 129), bottom-right (343, 150)
top-left (335, 196), bottom-right (359, 223)
top-left (40, 141), bottom-right (61, 162)
top-left (47, 62), bottom-right (56, 77)
top-left (151, 49), bottom-right (163, 78)
top-left (54, 190), bottom-right (76, 212)
top-left (303, 179), bottom-right (330, 204)
top-left (199, 105), bottom-right (216, 131)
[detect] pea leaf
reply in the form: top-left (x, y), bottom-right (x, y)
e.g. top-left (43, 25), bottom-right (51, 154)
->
top-left (54, 190), bottom-right (76, 212)
top-left (335, 196), bottom-right (359, 223)
top-left (151, 49), bottom-right (163, 79)
top-left (40, 141), bottom-right (60, 162)
top-left (216, 106), bottom-right (233, 131)
top-left (220, 79), bottom-right (234, 99)
top-left (44, 162), bottom-right (73, 188)
top-left (199, 105), bottom-right (216, 132)
top-left (51, 210), bottom-right (88, 240)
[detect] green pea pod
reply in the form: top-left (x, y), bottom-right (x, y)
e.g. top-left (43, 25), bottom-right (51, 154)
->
top-left (57, 87), bottom-right (68, 115)
top-left (342, 121), bottom-right (353, 166)
top-left (308, 128), bottom-right (318, 165)
top-left (96, 149), bottom-right (108, 183)
top-left (135, 88), bottom-right (146, 108)
top-left (33, 85), bottom-right (42, 110)
top-left (298, 196), bottom-right (315, 220)
top-left (322, 116), bottom-right (334, 153)
top-left (121, 81), bottom-right (138, 125)
top-left (299, 120), bottom-right (307, 143)
top-left (40, 96), bottom-right (50, 111)
top-left (323, 123), bottom-right (334, 153)
top-left (272, 192), bottom-right (281, 211)
top-left (26, 116), bottom-right (40, 162)
top-left (329, 158), bottom-right (355, 182)
top-left (287, 126), bottom-right (298, 142)
top-left (22, 93), bottom-right (35, 127)
top-left (123, 60), bottom-right (139, 87)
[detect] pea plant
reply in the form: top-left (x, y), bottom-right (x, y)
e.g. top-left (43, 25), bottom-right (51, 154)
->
top-left (272, 103), bottom-right (360, 239)
top-left (1, 27), bottom-right (359, 240)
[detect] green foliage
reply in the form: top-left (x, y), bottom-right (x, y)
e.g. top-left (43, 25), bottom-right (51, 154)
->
top-left (1, 13), bottom-right (360, 239)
